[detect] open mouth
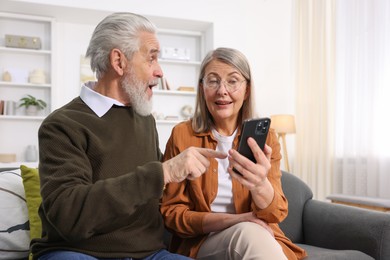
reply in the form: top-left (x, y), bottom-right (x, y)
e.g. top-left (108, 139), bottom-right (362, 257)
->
top-left (148, 80), bottom-right (159, 90)
top-left (215, 100), bottom-right (232, 106)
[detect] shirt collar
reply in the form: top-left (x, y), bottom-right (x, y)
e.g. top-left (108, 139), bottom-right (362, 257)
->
top-left (80, 81), bottom-right (125, 117)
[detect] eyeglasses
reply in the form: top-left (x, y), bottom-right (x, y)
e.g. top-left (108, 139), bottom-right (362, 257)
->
top-left (202, 76), bottom-right (247, 93)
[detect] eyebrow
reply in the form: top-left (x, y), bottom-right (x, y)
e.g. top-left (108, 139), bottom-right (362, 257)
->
top-left (206, 71), bottom-right (242, 77)
top-left (149, 48), bottom-right (160, 55)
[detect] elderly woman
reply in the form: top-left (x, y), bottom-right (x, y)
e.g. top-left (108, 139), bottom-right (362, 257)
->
top-left (161, 47), bottom-right (306, 260)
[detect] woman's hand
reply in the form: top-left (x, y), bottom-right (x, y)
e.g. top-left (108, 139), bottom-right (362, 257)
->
top-left (228, 137), bottom-right (271, 189)
top-left (244, 212), bottom-right (274, 237)
top-left (227, 137), bottom-right (275, 208)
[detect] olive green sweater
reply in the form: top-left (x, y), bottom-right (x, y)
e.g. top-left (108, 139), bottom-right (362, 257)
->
top-left (32, 97), bottom-right (165, 259)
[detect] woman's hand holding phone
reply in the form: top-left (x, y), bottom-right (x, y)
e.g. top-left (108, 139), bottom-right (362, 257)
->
top-left (232, 118), bottom-right (271, 175)
top-left (228, 137), bottom-right (272, 183)
top-left (228, 138), bottom-right (274, 208)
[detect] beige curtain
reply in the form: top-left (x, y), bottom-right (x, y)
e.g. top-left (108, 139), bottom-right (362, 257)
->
top-left (333, 0), bottom-right (390, 199)
top-left (292, 0), bottom-right (335, 200)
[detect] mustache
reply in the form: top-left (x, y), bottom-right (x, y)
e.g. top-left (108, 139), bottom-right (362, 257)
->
top-left (149, 79), bottom-right (159, 86)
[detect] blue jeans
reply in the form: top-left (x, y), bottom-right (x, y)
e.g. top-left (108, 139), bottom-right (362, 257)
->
top-left (38, 249), bottom-right (192, 260)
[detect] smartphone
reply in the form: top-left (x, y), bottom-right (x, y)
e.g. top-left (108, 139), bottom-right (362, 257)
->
top-left (233, 117), bottom-right (271, 174)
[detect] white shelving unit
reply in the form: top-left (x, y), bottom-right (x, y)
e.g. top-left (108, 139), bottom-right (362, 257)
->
top-left (0, 5), bottom-right (212, 159)
top-left (0, 12), bottom-right (55, 163)
top-left (153, 29), bottom-right (206, 151)
top-left (153, 89), bottom-right (196, 151)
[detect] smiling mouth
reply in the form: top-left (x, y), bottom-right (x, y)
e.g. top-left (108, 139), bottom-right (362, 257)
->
top-left (215, 100), bottom-right (232, 105)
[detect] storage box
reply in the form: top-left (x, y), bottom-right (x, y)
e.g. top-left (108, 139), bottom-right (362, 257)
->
top-left (5, 34), bottom-right (41, 50)
top-left (161, 47), bottom-right (190, 61)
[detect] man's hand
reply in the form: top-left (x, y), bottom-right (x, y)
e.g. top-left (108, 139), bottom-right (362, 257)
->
top-left (162, 147), bottom-right (227, 183)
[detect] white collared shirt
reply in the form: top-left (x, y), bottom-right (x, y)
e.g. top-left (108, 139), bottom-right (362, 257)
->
top-left (80, 81), bottom-right (125, 117)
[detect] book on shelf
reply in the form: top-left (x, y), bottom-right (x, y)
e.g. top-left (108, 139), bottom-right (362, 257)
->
top-left (158, 77), bottom-right (171, 90)
top-left (0, 100), bottom-right (4, 115)
top-left (177, 86), bottom-right (195, 92)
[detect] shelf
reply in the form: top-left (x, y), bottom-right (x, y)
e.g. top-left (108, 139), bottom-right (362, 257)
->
top-left (156, 119), bottom-right (184, 125)
top-left (153, 89), bottom-right (196, 96)
top-left (0, 81), bottom-right (51, 88)
top-left (158, 28), bottom-right (203, 36)
top-left (158, 59), bottom-right (201, 66)
top-left (0, 115), bottom-right (45, 120)
top-left (0, 161), bottom-right (38, 171)
top-left (0, 46), bottom-right (51, 55)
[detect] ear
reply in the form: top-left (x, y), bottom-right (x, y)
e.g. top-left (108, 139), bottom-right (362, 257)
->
top-left (110, 48), bottom-right (127, 76)
top-left (244, 83), bottom-right (250, 100)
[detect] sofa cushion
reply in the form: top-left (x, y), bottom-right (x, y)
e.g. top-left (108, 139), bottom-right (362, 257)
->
top-left (298, 244), bottom-right (374, 260)
top-left (0, 169), bottom-right (30, 259)
top-left (20, 165), bottom-right (42, 243)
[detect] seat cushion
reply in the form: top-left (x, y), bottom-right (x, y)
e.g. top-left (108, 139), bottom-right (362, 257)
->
top-left (298, 244), bottom-right (374, 260)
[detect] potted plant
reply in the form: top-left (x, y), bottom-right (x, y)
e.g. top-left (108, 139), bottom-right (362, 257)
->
top-left (19, 94), bottom-right (47, 116)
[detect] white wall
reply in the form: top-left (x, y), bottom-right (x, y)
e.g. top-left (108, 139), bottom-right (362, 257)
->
top-left (1, 0), bottom-right (296, 167)
top-left (3, 0), bottom-right (294, 114)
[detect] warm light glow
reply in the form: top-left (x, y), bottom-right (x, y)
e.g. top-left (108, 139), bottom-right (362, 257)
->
top-left (270, 114), bottom-right (296, 134)
top-left (270, 114), bottom-right (296, 173)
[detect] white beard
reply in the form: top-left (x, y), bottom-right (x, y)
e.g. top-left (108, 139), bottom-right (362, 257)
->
top-left (121, 67), bottom-right (154, 116)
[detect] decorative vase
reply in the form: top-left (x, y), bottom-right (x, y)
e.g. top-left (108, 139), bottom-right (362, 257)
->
top-left (2, 71), bottom-right (12, 82)
top-left (26, 105), bottom-right (39, 116)
top-left (25, 145), bottom-right (38, 162)
top-left (28, 69), bottom-right (46, 84)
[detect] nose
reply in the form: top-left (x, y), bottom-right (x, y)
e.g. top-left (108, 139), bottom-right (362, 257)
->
top-left (216, 81), bottom-right (229, 94)
top-left (153, 62), bottom-right (163, 78)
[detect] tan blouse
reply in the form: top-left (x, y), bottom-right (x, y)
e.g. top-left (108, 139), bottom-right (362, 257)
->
top-left (161, 120), bottom-right (307, 259)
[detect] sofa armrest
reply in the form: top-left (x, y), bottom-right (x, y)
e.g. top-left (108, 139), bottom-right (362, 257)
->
top-left (327, 193), bottom-right (390, 212)
top-left (302, 199), bottom-right (390, 260)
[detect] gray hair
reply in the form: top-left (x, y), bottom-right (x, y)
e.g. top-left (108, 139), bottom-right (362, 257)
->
top-left (192, 47), bottom-right (254, 133)
top-left (86, 12), bottom-right (157, 79)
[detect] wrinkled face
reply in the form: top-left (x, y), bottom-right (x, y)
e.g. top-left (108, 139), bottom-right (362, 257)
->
top-left (202, 60), bottom-right (248, 125)
top-left (121, 31), bottom-right (162, 116)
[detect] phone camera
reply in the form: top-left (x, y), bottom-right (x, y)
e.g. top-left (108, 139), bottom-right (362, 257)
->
top-left (255, 120), bottom-right (269, 135)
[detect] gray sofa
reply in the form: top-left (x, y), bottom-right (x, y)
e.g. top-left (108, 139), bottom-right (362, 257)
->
top-left (279, 171), bottom-right (390, 260)
top-left (163, 171), bottom-right (390, 259)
